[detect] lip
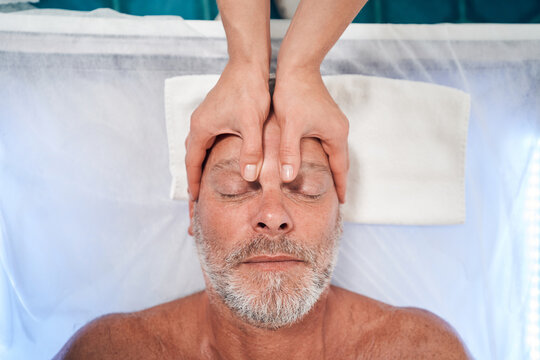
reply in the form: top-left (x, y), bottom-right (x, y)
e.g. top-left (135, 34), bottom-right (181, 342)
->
top-left (243, 255), bottom-right (303, 263)
top-left (241, 255), bottom-right (304, 272)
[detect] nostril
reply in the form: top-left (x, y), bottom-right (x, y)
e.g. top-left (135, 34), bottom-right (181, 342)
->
top-left (254, 221), bottom-right (291, 232)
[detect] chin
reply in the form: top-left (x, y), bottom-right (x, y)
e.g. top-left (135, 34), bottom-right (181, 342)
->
top-left (215, 265), bottom-right (332, 330)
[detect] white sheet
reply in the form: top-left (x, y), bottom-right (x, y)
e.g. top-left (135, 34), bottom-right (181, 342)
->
top-left (0, 10), bottom-right (539, 360)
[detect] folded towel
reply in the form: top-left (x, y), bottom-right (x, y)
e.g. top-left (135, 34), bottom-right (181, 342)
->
top-left (165, 74), bottom-right (470, 225)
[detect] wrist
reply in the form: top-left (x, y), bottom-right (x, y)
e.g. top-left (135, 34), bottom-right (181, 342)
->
top-left (275, 55), bottom-right (321, 81)
top-left (275, 62), bottom-right (322, 88)
top-left (227, 57), bottom-right (271, 81)
top-left (227, 35), bottom-right (271, 74)
top-left (276, 31), bottom-right (324, 78)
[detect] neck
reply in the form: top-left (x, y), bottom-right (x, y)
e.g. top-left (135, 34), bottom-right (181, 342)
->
top-left (200, 287), bottom-right (334, 360)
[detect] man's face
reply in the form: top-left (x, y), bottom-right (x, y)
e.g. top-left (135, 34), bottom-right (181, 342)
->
top-left (190, 115), bottom-right (342, 330)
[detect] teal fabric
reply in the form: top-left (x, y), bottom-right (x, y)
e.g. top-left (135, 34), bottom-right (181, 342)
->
top-left (467, 0), bottom-right (540, 23)
top-left (35, 0), bottom-right (220, 19)
top-left (35, 0), bottom-right (109, 12)
top-left (35, 0), bottom-right (278, 20)
top-left (35, 0), bottom-right (540, 23)
top-left (122, 0), bottom-right (218, 20)
top-left (352, 0), bottom-right (540, 23)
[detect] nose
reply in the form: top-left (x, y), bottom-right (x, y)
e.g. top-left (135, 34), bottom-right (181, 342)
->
top-left (251, 191), bottom-right (293, 236)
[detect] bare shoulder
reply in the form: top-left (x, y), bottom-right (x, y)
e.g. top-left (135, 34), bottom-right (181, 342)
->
top-left (52, 312), bottom-right (138, 360)
top-left (329, 286), bottom-right (471, 359)
top-left (53, 291), bottom-right (205, 360)
top-left (385, 306), bottom-right (472, 359)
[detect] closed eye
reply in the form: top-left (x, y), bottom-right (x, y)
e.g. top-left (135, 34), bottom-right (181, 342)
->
top-left (296, 193), bottom-right (323, 200)
top-left (217, 181), bottom-right (261, 198)
top-left (285, 189), bottom-right (324, 201)
top-left (283, 174), bottom-right (327, 200)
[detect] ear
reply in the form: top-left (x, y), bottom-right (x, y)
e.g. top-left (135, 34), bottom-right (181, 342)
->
top-left (188, 199), bottom-right (195, 236)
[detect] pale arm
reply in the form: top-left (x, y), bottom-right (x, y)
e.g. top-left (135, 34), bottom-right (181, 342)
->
top-left (277, 0), bottom-right (367, 73)
top-left (217, 0), bottom-right (271, 67)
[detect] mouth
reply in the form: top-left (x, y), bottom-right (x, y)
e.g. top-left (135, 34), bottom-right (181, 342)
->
top-left (242, 255), bottom-right (304, 271)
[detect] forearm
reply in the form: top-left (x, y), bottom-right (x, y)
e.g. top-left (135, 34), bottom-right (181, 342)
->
top-left (277, 0), bottom-right (367, 76)
top-left (217, 0), bottom-right (271, 73)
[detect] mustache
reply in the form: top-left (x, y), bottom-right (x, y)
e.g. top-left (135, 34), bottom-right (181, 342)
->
top-left (224, 235), bottom-right (318, 268)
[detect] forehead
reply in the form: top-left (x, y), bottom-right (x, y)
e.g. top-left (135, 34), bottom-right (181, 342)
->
top-left (205, 135), bottom-right (330, 175)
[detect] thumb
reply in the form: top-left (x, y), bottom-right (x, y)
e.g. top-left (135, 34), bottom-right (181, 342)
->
top-left (279, 124), bottom-right (302, 183)
top-left (239, 122), bottom-right (264, 182)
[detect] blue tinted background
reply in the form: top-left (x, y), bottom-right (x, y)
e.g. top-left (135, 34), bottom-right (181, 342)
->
top-left (35, 0), bottom-right (540, 23)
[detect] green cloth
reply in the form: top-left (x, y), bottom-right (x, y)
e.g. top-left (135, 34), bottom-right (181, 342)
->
top-left (35, 0), bottom-right (540, 23)
top-left (352, 0), bottom-right (540, 23)
top-left (35, 0), bottom-right (280, 20)
top-left (35, 0), bottom-right (219, 20)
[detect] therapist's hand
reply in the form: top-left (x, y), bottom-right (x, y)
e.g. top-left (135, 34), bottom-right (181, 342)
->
top-left (185, 61), bottom-right (270, 200)
top-left (273, 68), bottom-right (349, 203)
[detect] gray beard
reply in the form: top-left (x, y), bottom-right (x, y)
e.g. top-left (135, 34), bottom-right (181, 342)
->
top-left (192, 208), bottom-right (342, 330)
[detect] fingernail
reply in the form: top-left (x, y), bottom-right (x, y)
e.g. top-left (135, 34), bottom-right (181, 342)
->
top-left (244, 164), bottom-right (257, 181)
top-left (281, 164), bottom-right (293, 181)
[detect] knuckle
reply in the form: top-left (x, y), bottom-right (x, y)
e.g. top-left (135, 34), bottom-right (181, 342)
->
top-left (190, 110), bottom-right (203, 124)
top-left (184, 150), bottom-right (193, 162)
top-left (239, 111), bottom-right (262, 125)
top-left (185, 151), bottom-right (201, 166)
top-left (185, 163), bottom-right (202, 172)
top-left (241, 138), bottom-right (263, 156)
top-left (241, 150), bottom-right (262, 162)
top-left (331, 168), bottom-right (348, 178)
top-left (242, 145), bottom-right (262, 156)
top-left (280, 145), bottom-right (299, 159)
top-left (329, 158), bottom-right (349, 174)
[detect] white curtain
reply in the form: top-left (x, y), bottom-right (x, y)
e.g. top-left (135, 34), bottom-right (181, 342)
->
top-left (0, 10), bottom-right (539, 360)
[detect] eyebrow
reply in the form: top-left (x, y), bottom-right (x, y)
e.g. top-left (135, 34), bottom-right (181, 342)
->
top-left (300, 161), bottom-right (331, 175)
top-left (210, 158), bottom-right (240, 173)
top-left (210, 158), bottom-right (330, 175)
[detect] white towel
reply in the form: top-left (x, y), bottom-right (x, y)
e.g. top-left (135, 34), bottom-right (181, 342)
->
top-left (165, 74), bottom-right (470, 225)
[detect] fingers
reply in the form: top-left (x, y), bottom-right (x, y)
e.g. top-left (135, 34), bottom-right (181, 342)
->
top-left (325, 142), bottom-right (349, 204)
top-left (279, 124), bottom-right (302, 183)
top-left (185, 133), bottom-right (213, 201)
top-left (184, 63), bottom-right (271, 199)
top-left (239, 120), bottom-right (264, 182)
top-left (318, 112), bottom-right (349, 203)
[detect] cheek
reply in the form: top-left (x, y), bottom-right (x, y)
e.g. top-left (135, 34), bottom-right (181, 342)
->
top-left (196, 196), bottom-right (255, 246)
top-left (288, 198), bottom-right (339, 244)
